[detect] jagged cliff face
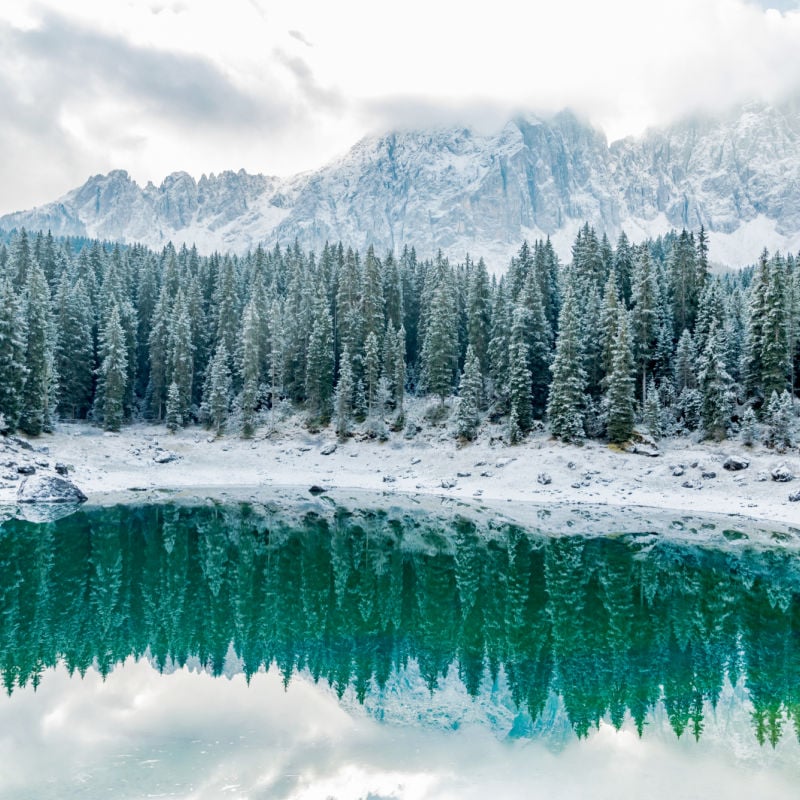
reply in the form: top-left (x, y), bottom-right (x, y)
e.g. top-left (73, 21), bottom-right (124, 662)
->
top-left (3, 100), bottom-right (800, 266)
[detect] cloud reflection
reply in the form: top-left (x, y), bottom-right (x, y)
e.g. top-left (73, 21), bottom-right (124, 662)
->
top-left (0, 659), bottom-right (798, 800)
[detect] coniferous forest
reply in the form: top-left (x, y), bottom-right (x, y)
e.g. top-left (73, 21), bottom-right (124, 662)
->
top-left (0, 224), bottom-right (798, 447)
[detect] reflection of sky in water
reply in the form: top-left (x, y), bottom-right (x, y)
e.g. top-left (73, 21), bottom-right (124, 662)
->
top-left (1, 659), bottom-right (798, 800)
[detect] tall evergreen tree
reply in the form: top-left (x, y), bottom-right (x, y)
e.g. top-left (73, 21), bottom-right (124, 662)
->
top-left (204, 343), bottom-right (232, 435)
top-left (305, 293), bottom-right (335, 423)
top-left (604, 309), bottom-right (635, 444)
top-left (96, 304), bottom-right (128, 432)
top-left (238, 299), bottom-right (262, 437)
top-left (334, 345), bottom-right (354, 439)
top-left (0, 278), bottom-right (27, 430)
top-left (19, 260), bottom-right (56, 435)
top-left (697, 323), bottom-right (733, 441)
top-left (547, 283), bottom-right (587, 442)
top-left (455, 345), bottom-right (482, 441)
top-left (507, 333), bottom-right (533, 441)
top-left (421, 280), bottom-right (457, 401)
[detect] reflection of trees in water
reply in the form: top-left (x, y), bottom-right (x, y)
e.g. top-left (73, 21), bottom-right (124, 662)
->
top-left (1, 503), bottom-right (799, 744)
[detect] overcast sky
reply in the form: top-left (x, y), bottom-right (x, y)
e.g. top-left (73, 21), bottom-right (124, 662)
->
top-left (1, 0), bottom-right (800, 214)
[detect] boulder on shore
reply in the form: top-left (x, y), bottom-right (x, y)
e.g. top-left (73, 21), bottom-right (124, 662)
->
top-left (17, 475), bottom-right (87, 504)
top-left (771, 464), bottom-right (794, 482)
top-left (723, 455), bottom-right (749, 471)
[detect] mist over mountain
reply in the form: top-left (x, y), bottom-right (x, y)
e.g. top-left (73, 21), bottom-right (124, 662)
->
top-left (3, 99), bottom-right (800, 267)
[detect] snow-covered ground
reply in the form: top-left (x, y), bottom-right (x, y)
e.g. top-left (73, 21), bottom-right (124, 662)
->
top-left (2, 408), bottom-right (798, 532)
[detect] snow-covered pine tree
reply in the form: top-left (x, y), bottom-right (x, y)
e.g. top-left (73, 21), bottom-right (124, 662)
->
top-left (600, 270), bottom-right (621, 381)
top-left (487, 280), bottom-right (511, 403)
top-left (305, 293), bottom-right (334, 424)
top-left (519, 269), bottom-right (553, 416)
top-left (547, 282), bottom-right (587, 442)
top-left (643, 377), bottom-right (662, 440)
top-left (630, 246), bottom-right (658, 402)
top-left (0, 277), bottom-right (27, 431)
top-left (360, 330), bottom-right (379, 417)
top-left (455, 345), bottom-right (481, 441)
top-left (55, 274), bottom-right (94, 419)
top-left (604, 308), bottom-right (635, 444)
top-left (466, 257), bottom-right (492, 375)
top-left (165, 381), bottom-right (181, 433)
top-left (97, 303), bottom-right (128, 432)
top-left (697, 323), bottom-right (733, 441)
top-left (19, 259), bottom-right (56, 435)
top-left (394, 325), bottom-right (406, 414)
top-left (204, 343), bottom-right (232, 436)
top-left (507, 307), bottom-right (533, 437)
top-left (239, 298), bottom-right (262, 437)
top-left (167, 290), bottom-right (194, 426)
top-left (760, 253), bottom-right (790, 399)
top-left (147, 286), bottom-right (171, 420)
top-left (421, 280), bottom-right (457, 402)
top-left (334, 345), bottom-right (354, 439)
top-left (740, 406), bottom-right (757, 447)
top-left (764, 390), bottom-right (793, 450)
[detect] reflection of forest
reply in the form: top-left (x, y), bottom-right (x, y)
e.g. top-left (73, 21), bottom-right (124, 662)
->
top-left (1, 503), bottom-right (799, 745)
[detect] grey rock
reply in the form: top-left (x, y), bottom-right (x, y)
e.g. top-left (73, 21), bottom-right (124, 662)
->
top-left (757, 471), bottom-right (769, 482)
top-left (789, 490), bottom-right (800, 502)
top-left (17, 475), bottom-right (87, 504)
top-left (537, 472), bottom-right (552, 485)
top-left (382, 475), bottom-right (396, 483)
top-left (320, 442), bottom-right (337, 455)
top-left (672, 466), bottom-right (685, 477)
top-left (723, 455), bottom-right (749, 471)
top-left (308, 485), bottom-right (327, 495)
top-left (441, 479), bottom-right (457, 489)
top-left (54, 462), bottom-right (69, 476)
top-left (153, 450), bottom-right (180, 464)
top-left (456, 471), bottom-right (472, 478)
top-left (9, 436), bottom-right (33, 451)
top-left (16, 465), bottom-right (35, 475)
top-left (701, 471), bottom-right (717, 480)
top-left (771, 464), bottom-right (794, 482)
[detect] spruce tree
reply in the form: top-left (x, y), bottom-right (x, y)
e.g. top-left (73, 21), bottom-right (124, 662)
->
top-left (334, 345), bottom-right (354, 439)
top-left (740, 406), bottom-right (757, 447)
top-left (97, 304), bottom-right (128, 432)
top-left (604, 309), bottom-right (635, 444)
top-left (19, 260), bottom-right (56, 435)
top-left (204, 343), bottom-right (232, 435)
top-left (547, 283), bottom-right (587, 442)
top-left (239, 299), bottom-right (262, 437)
top-left (455, 345), bottom-right (481, 441)
top-left (466, 257), bottom-right (492, 374)
top-left (697, 324), bottom-right (733, 441)
top-left (421, 281), bottom-right (457, 401)
top-left (764, 390), bottom-right (793, 450)
top-left (363, 331), bottom-right (381, 415)
top-left (165, 381), bottom-right (181, 433)
top-left (507, 308), bottom-right (533, 437)
top-left (643, 377), bottom-right (662, 440)
top-left (167, 290), bottom-right (194, 425)
top-left (54, 275), bottom-right (94, 419)
top-left (0, 278), bottom-right (27, 431)
top-left (305, 293), bottom-right (335, 423)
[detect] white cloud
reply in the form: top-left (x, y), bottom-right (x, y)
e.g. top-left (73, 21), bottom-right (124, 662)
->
top-left (0, 0), bottom-right (799, 213)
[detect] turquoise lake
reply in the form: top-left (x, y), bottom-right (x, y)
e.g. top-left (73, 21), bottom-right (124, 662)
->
top-left (0, 499), bottom-right (798, 799)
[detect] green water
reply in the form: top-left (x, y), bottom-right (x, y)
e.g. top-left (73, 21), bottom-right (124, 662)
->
top-left (1, 500), bottom-right (799, 798)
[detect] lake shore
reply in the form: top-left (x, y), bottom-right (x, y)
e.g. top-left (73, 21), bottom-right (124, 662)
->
top-left (2, 414), bottom-right (799, 531)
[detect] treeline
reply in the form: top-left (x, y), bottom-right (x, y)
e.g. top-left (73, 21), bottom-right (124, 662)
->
top-left (0, 224), bottom-right (798, 445)
top-left (2, 502), bottom-right (799, 744)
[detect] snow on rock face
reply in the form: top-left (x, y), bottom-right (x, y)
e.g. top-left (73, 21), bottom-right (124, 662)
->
top-left (17, 475), bottom-right (88, 504)
top-left (3, 100), bottom-right (800, 267)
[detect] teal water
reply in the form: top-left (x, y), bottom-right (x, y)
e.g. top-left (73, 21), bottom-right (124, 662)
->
top-left (1, 500), bottom-right (799, 798)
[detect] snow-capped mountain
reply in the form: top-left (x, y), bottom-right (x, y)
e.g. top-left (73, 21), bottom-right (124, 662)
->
top-left (3, 99), bottom-right (800, 267)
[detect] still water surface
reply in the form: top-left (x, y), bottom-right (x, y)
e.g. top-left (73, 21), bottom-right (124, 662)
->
top-left (0, 500), bottom-right (798, 798)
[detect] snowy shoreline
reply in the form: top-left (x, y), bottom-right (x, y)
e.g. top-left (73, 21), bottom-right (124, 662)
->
top-left (2, 417), bottom-right (799, 533)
